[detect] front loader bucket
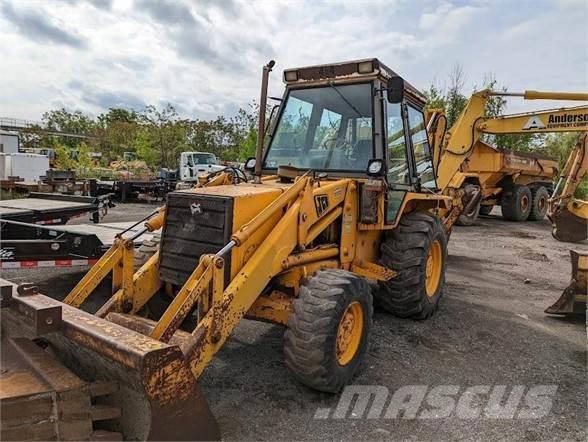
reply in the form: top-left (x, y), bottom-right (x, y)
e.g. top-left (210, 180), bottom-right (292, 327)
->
top-left (549, 206), bottom-right (588, 243)
top-left (0, 282), bottom-right (220, 441)
top-left (545, 250), bottom-right (587, 315)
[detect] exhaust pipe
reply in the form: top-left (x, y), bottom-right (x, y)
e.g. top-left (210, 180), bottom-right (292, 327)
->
top-left (254, 60), bottom-right (275, 182)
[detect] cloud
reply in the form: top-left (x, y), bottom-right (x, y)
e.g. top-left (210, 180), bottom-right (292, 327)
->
top-left (137, 0), bottom-right (197, 26)
top-left (68, 80), bottom-right (146, 110)
top-left (87, 0), bottom-right (113, 10)
top-left (1, 1), bottom-right (86, 48)
top-left (0, 0), bottom-right (585, 121)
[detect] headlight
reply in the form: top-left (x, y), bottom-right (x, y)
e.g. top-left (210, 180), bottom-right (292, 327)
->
top-left (244, 157), bottom-right (257, 171)
top-left (367, 159), bottom-right (384, 176)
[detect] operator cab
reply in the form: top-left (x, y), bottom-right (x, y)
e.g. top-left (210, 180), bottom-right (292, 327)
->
top-left (261, 59), bottom-right (437, 193)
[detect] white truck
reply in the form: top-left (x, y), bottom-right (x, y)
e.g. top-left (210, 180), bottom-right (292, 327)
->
top-left (178, 151), bottom-right (224, 183)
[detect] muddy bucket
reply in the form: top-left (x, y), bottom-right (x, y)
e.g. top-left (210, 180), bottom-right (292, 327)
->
top-left (1, 283), bottom-right (219, 441)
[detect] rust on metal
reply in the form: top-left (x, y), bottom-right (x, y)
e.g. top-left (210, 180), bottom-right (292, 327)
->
top-left (2, 291), bottom-right (220, 440)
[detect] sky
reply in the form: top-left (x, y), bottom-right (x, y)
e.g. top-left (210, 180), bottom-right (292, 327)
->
top-left (0, 0), bottom-right (586, 121)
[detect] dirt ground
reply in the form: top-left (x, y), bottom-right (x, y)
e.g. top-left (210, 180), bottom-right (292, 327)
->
top-left (1, 203), bottom-right (585, 441)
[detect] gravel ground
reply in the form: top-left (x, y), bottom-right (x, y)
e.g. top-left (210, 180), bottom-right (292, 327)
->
top-left (1, 203), bottom-right (585, 441)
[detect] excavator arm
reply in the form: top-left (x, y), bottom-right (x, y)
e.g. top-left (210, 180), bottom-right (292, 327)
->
top-left (547, 133), bottom-right (588, 242)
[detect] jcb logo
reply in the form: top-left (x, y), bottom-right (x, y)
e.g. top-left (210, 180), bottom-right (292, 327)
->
top-left (522, 116), bottom-right (546, 130)
top-left (314, 195), bottom-right (329, 217)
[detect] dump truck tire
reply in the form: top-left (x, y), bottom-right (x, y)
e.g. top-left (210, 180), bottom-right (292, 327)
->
top-left (456, 184), bottom-right (481, 226)
top-left (456, 201), bottom-right (480, 226)
top-left (528, 185), bottom-right (549, 221)
top-left (501, 185), bottom-right (532, 221)
top-left (376, 212), bottom-right (447, 319)
top-left (284, 269), bottom-right (373, 393)
top-left (134, 233), bottom-right (161, 271)
top-left (479, 205), bottom-right (493, 216)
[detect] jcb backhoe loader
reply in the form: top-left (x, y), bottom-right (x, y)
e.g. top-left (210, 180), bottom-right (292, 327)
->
top-left (1, 58), bottom-right (587, 440)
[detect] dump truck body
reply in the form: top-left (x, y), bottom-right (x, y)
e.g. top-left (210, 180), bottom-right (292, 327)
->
top-left (452, 140), bottom-right (558, 221)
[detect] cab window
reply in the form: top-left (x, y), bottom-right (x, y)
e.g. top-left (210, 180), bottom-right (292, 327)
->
top-left (406, 105), bottom-right (436, 189)
top-left (386, 102), bottom-right (409, 185)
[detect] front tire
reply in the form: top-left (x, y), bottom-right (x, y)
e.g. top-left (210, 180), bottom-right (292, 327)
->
top-left (284, 269), bottom-right (373, 393)
top-left (376, 212), bottom-right (447, 319)
top-left (456, 184), bottom-right (481, 226)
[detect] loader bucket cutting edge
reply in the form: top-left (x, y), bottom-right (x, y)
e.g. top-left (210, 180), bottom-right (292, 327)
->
top-left (545, 250), bottom-right (587, 315)
top-left (0, 285), bottom-right (220, 441)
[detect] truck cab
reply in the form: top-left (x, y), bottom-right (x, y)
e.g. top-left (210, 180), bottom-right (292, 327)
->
top-left (179, 151), bottom-right (224, 182)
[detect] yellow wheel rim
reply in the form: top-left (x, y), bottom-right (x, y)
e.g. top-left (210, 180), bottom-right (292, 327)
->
top-left (336, 302), bottom-right (364, 366)
top-left (425, 240), bottom-right (442, 297)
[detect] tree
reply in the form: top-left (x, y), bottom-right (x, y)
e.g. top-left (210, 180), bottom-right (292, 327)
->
top-left (445, 64), bottom-right (468, 128)
top-left (42, 108), bottom-right (96, 148)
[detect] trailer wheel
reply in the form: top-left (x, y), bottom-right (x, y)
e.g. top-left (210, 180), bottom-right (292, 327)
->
top-left (134, 233), bottom-right (161, 271)
top-left (376, 212), bottom-right (447, 319)
top-left (528, 186), bottom-right (549, 221)
top-left (501, 185), bottom-right (532, 221)
top-left (479, 205), bottom-right (493, 216)
top-left (284, 269), bottom-right (373, 393)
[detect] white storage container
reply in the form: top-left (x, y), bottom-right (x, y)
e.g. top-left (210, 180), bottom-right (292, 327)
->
top-left (0, 153), bottom-right (49, 181)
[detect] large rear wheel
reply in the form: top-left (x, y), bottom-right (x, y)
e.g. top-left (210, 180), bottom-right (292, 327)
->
top-left (284, 269), bottom-right (373, 393)
top-left (528, 185), bottom-right (549, 221)
top-left (501, 185), bottom-right (532, 221)
top-left (376, 212), bottom-right (447, 319)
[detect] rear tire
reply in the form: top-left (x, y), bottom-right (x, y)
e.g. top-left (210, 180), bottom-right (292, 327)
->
top-left (528, 186), bottom-right (549, 221)
top-left (284, 269), bottom-right (373, 393)
top-left (376, 212), bottom-right (447, 319)
top-left (501, 185), bottom-right (532, 221)
top-left (134, 233), bottom-right (161, 271)
top-left (479, 205), bottom-right (493, 216)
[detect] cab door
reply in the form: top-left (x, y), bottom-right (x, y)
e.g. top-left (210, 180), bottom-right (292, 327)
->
top-left (384, 100), bottom-right (437, 225)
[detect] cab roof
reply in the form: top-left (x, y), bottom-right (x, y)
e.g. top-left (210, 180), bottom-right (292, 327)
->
top-left (283, 58), bottom-right (426, 106)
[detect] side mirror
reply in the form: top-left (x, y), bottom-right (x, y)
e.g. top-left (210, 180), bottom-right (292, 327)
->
top-left (244, 157), bottom-right (256, 172)
top-left (367, 159), bottom-right (385, 177)
top-left (386, 77), bottom-right (404, 103)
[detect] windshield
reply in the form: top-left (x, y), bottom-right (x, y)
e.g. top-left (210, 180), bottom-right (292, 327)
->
top-left (264, 83), bottom-right (373, 172)
top-left (187, 153), bottom-right (217, 166)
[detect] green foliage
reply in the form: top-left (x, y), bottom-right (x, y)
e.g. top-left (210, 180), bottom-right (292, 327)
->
top-left (28, 102), bottom-right (261, 171)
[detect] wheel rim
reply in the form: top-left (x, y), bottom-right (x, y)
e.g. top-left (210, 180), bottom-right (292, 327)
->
top-left (425, 240), bottom-right (442, 297)
top-left (336, 302), bottom-right (364, 366)
top-left (521, 195), bottom-right (529, 212)
top-left (538, 196), bottom-right (546, 212)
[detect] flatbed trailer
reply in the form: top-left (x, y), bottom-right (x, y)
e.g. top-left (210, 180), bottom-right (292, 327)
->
top-left (0, 220), bottom-right (159, 269)
top-left (453, 141), bottom-right (559, 224)
top-left (0, 192), bottom-right (113, 225)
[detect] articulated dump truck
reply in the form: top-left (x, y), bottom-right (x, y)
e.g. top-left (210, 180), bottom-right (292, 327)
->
top-left (1, 59), bottom-right (587, 440)
top-left (453, 141), bottom-right (559, 225)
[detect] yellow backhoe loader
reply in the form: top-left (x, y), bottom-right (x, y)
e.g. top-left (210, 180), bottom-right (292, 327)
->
top-left (1, 59), bottom-right (587, 440)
